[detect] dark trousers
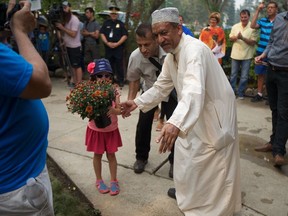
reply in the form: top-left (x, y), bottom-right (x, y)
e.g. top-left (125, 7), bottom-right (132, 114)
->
top-left (135, 106), bottom-right (158, 161)
top-left (266, 66), bottom-right (288, 156)
top-left (162, 96), bottom-right (178, 165)
top-left (107, 56), bottom-right (124, 84)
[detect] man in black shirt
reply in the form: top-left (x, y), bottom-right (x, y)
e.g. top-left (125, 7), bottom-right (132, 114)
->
top-left (100, 6), bottom-right (128, 87)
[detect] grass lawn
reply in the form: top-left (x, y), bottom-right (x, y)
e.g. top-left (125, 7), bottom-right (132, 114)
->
top-left (47, 156), bottom-right (101, 216)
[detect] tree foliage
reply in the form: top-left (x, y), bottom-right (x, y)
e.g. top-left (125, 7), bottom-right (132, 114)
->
top-left (223, 0), bottom-right (235, 27)
top-left (203, 0), bottom-right (229, 13)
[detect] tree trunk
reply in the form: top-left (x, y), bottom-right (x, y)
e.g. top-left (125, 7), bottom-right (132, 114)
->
top-left (141, 0), bottom-right (165, 22)
top-left (125, 0), bottom-right (133, 29)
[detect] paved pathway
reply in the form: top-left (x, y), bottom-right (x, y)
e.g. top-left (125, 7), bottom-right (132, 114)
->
top-left (44, 78), bottom-right (288, 216)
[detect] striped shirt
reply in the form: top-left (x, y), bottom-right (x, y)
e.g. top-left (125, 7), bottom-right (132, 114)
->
top-left (256, 17), bottom-right (274, 54)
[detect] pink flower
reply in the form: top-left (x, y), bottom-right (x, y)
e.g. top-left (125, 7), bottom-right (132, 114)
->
top-left (87, 62), bottom-right (96, 74)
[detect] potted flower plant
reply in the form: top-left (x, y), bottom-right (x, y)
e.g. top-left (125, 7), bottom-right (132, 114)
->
top-left (66, 59), bottom-right (116, 128)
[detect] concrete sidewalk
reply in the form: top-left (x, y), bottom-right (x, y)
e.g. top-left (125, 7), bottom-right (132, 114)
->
top-left (44, 78), bottom-right (288, 216)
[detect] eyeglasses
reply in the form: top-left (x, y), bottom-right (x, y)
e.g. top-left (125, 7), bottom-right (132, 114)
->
top-left (96, 74), bottom-right (112, 78)
top-left (209, 18), bottom-right (218, 22)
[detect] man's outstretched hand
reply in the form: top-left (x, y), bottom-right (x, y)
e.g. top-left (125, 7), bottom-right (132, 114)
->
top-left (120, 100), bottom-right (138, 118)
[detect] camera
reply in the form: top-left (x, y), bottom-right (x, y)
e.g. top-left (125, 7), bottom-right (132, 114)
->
top-left (47, 3), bottom-right (63, 24)
top-left (0, 3), bottom-right (7, 31)
top-left (0, 3), bottom-right (21, 31)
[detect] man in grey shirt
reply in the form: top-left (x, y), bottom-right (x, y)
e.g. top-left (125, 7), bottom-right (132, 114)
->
top-left (254, 11), bottom-right (288, 165)
top-left (82, 7), bottom-right (101, 66)
top-left (127, 23), bottom-right (167, 173)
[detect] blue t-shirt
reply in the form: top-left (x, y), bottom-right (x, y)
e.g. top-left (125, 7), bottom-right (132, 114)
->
top-left (36, 32), bottom-right (50, 52)
top-left (182, 25), bottom-right (194, 37)
top-left (256, 17), bottom-right (274, 54)
top-left (0, 44), bottom-right (49, 194)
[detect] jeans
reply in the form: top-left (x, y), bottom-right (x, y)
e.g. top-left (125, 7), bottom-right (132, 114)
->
top-left (230, 59), bottom-right (252, 97)
top-left (135, 106), bottom-right (158, 161)
top-left (266, 66), bottom-right (288, 156)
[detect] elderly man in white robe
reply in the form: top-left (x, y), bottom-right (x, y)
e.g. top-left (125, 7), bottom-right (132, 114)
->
top-left (121, 7), bottom-right (241, 216)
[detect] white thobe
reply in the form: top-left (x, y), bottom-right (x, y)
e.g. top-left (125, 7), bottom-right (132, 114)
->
top-left (134, 34), bottom-right (241, 216)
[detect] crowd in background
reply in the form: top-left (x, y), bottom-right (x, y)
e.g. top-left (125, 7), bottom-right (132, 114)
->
top-left (0, 1), bottom-right (281, 103)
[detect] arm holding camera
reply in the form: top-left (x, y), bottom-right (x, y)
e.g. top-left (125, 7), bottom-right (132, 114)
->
top-left (0, 2), bottom-right (54, 214)
top-left (55, 22), bottom-right (77, 38)
top-left (9, 0), bottom-right (51, 99)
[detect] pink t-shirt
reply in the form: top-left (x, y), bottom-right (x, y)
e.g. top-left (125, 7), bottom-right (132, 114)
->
top-left (63, 14), bottom-right (81, 48)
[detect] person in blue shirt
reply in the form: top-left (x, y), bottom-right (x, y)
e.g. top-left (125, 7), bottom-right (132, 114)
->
top-left (250, 1), bottom-right (278, 103)
top-left (179, 15), bottom-right (194, 37)
top-left (36, 24), bottom-right (50, 63)
top-left (0, 1), bottom-right (54, 215)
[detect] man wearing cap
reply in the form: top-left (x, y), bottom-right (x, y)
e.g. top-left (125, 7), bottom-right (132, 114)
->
top-left (121, 7), bottom-right (241, 215)
top-left (100, 5), bottom-right (128, 87)
top-left (55, 1), bottom-right (83, 86)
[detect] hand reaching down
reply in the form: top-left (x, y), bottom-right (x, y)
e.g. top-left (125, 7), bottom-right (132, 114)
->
top-left (156, 123), bottom-right (180, 153)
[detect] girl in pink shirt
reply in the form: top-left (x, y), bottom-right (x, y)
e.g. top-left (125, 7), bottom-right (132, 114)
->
top-left (85, 58), bottom-right (122, 195)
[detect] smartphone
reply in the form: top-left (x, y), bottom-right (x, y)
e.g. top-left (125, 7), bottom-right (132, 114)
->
top-left (30, 0), bottom-right (41, 11)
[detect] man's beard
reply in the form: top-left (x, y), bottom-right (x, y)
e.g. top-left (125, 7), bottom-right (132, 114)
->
top-left (63, 11), bottom-right (72, 24)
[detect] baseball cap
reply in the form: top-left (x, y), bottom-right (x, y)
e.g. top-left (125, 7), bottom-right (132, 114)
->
top-left (62, 1), bottom-right (71, 7)
top-left (109, 5), bottom-right (120, 14)
top-left (88, 58), bottom-right (113, 75)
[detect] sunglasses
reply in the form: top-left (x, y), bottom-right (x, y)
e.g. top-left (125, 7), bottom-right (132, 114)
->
top-left (96, 74), bottom-right (112, 78)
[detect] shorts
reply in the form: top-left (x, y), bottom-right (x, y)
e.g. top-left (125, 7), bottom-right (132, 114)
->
top-left (67, 47), bottom-right (82, 68)
top-left (255, 64), bottom-right (267, 75)
top-left (85, 127), bottom-right (122, 154)
top-left (255, 52), bottom-right (267, 75)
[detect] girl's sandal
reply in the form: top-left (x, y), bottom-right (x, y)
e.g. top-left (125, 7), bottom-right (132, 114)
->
top-left (110, 180), bottom-right (120, 196)
top-left (96, 180), bottom-right (110, 194)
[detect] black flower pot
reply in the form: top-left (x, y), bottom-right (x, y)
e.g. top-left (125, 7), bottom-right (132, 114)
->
top-left (94, 114), bottom-right (111, 128)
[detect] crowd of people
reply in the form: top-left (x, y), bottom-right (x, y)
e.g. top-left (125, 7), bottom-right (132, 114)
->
top-left (1, 0), bottom-right (287, 215)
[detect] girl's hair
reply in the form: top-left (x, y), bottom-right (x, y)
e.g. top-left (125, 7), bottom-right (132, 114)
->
top-left (209, 12), bottom-right (221, 23)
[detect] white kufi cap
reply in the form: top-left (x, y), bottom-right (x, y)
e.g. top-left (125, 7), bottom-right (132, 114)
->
top-left (151, 7), bottom-right (179, 25)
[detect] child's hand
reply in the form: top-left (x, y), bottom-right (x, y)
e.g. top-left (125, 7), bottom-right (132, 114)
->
top-left (120, 100), bottom-right (137, 118)
top-left (107, 106), bottom-right (121, 117)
